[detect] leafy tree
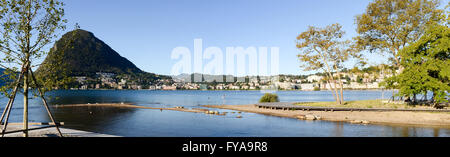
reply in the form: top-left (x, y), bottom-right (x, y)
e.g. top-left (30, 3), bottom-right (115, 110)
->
top-left (297, 23), bottom-right (360, 105)
top-left (355, 0), bottom-right (444, 70)
top-left (356, 0), bottom-right (445, 101)
top-left (259, 93), bottom-right (280, 103)
top-left (0, 0), bottom-right (66, 137)
top-left (344, 75), bottom-right (351, 84)
top-left (396, 23), bottom-right (449, 105)
top-left (356, 75), bottom-right (363, 84)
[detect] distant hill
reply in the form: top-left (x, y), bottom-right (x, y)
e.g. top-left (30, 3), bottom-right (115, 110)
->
top-left (38, 29), bottom-right (143, 76)
top-left (0, 68), bottom-right (18, 87)
top-left (0, 68), bottom-right (5, 86)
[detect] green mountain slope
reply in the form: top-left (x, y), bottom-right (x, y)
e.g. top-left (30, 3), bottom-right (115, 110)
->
top-left (39, 29), bottom-right (143, 76)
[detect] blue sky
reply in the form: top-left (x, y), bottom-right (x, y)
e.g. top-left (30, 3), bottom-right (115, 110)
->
top-left (63, 0), bottom-right (389, 75)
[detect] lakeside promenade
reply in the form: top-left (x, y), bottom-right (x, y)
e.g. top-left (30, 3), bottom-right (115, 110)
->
top-left (3, 125), bottom-right (118, 137)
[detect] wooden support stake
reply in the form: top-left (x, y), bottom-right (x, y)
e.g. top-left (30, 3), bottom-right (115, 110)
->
top-left (0, 96), bottom-right (14, 127)
top-left (1, 122), bottom-right (64, 126)
top-left (2, 125), bottom-right (59, 135)
top-left (29, 69), bottom-right (63, 137)
top-left (1, 67), bottom-right (26, 137)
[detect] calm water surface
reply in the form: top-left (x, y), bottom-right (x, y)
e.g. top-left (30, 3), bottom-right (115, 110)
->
top-left (1, 90), bottom-right (449, 137)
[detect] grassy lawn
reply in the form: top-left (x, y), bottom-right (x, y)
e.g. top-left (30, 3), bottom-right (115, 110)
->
top-left (295, 100), bottom-right (437, 109)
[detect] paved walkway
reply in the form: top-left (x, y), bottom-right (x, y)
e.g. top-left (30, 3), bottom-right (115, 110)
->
top-left (2, 125), bottom-right (119, 137)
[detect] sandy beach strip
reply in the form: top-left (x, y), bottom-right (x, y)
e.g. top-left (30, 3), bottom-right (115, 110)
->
top-left (54, 103), bottom-right (210, 114)
top-left (203, 104), bottom-right (450, 127)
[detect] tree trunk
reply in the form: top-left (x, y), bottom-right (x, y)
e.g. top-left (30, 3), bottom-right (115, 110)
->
top-left (315, 48), bottom-right (340, 105)
top-left (424, 92), bottom-right (428, 101)
top-left (333, 80), bottom-right (341, 105)
top-left (322, 68), bottom-right (340, 104)
top-left (326, 80), bottom-right (337, 102)
top-left (339, 83), bottom-right (344, 104)
top-left (431, 91), bottom-right (436, 103)
top-left (326, 73), bottom-right (340, 105)
top-left (334, 66), bottom-right (345, 105)
top-left (327, 78), bottom-right (340, 105)
top-left (22, 66), bottom-right (29, 137)
top-left (391, 90), bottom-right (395, 102)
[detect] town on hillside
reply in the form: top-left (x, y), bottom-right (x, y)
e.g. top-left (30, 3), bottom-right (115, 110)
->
top-left (71, 64), bottom-right (397, 91)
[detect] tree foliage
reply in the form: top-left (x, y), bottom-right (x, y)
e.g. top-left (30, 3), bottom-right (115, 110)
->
top-left (259, 93), bottom-right (280, 103)
top-left (355, 0), bottom-right (444, 68)
top-left (395, 24), bottom-right (449, 104)
top-left (0, 0), bottom-right (67, 137)
top-left (0, 0), bottom-right (66, 95)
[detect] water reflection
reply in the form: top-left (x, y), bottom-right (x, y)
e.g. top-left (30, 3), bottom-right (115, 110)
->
top-left (334, 122), bottom-right (344, 137)
top-left (1, 90), bottom-right (449, 137)
top-left (434, 128), bottom-right (440, 137)
top-left (51, 106), bottom-right (136, 133)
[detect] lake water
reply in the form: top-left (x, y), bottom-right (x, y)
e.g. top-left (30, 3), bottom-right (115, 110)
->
top-left (1, 90), bottom-right (449, 137)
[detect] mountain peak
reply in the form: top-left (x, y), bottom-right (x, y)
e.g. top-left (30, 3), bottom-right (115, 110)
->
top-left (39, 29), bottom-right (143, 76)
top-left (70, 29), bottom-right (95, 36)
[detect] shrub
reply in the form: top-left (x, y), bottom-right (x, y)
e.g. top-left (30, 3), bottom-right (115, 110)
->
top-left (259, 93), bottom-right (280, 103)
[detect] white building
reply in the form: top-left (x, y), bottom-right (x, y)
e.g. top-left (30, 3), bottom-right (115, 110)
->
top-left (75, 76), bottom-right (87, 84)
top-left (300, 84), bottom-right (317, 91)
top-left (307, 75), bottom-right (323, 83)
top-left (276, 82), bottom-right (293, 90)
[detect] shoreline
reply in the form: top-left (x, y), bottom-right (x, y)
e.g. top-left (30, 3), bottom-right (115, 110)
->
top-left (53, 103), bottom-right (450, 128)
top-left (203, 104), bottom-right (450, 128)
top-left (54, 103), bottom-right (211, 114)
top-left (60, 89), bottom-right (394, 92)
